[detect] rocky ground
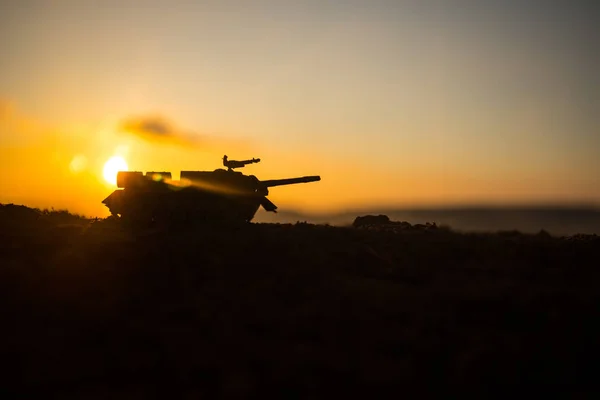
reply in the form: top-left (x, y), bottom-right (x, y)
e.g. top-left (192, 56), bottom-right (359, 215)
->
top-left (1, 204), bottom-right (599, 397)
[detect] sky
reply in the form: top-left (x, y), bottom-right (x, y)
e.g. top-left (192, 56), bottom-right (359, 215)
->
top-left (1, 0), bottom-right (599, 217)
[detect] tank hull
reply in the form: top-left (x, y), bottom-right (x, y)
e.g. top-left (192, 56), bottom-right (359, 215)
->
top-left (103, 187), bottom-right (262, 226)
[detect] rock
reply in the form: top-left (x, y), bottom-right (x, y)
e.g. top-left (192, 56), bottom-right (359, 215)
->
top-left (353, 215), bottom-right (390, 228)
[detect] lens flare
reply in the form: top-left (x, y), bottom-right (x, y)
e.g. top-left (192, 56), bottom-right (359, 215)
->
top-left (69, 154), bottom-right (88, 173)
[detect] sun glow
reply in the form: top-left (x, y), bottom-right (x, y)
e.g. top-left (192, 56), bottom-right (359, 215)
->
top-left (103, 156), bottom-right (128, 185)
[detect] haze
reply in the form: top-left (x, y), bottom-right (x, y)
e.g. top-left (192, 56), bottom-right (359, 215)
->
top-left (1, 0), bottom-right (598, 217)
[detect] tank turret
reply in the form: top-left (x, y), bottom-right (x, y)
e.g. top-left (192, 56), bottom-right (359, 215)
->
top-left (102, 155), bottom-right (321, 226)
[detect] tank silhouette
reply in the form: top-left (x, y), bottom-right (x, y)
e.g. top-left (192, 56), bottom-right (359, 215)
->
top-left (102, 155), bottom-right (320, 225)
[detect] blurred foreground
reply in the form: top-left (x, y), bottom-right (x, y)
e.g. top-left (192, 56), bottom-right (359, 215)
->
top-left (1, 204), bottom-right (599, 396)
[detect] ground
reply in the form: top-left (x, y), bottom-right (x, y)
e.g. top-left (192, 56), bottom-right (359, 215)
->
top-left (1, 204), bottom-right (599, 397)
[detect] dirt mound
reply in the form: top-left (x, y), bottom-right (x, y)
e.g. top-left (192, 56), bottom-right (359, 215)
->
top-left (0, 204), bottom-right (92, 236)
top-left (0, 203), bottom-right (50, 232)
top-left (0, 203), bottom-right (43, 222)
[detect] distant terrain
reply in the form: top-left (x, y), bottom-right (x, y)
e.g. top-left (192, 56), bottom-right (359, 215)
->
top-left (1, 203), bottom-right (599, 396)
top-left (255, 205), bottom-right (600, 236)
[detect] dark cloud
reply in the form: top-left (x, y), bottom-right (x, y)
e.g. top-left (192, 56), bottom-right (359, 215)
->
top-left (119, 114), bottom-right (254, 152)
top-left (118, 115), bottom-right (224, 148)
top-left (135, 118), bottom-right (172, 137)
top-left (120, 116), bottom-right (187, 142)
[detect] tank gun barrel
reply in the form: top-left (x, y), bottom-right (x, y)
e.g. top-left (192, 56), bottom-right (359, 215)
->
top-left (260, 175), bottom-right (321, 188)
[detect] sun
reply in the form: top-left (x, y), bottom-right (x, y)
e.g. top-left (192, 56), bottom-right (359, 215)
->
top-left (103, 156), bottom-right (128, 185)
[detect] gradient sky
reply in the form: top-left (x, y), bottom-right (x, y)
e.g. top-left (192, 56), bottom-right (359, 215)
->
top-left (1, 0), bottom-right (599, 216)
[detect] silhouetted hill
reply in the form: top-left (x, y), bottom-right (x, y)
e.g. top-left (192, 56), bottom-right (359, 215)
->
top-left (1, 205), bottom-right (599, 396)
top-left (0, 203), bottom-right (90, 225)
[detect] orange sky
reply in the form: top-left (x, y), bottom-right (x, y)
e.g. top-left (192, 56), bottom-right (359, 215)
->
top-left (1, 1), bottom-right (598, 217)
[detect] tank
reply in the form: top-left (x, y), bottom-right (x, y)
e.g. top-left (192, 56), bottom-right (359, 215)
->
top-left (102, 155), bottom-right (320, 226)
